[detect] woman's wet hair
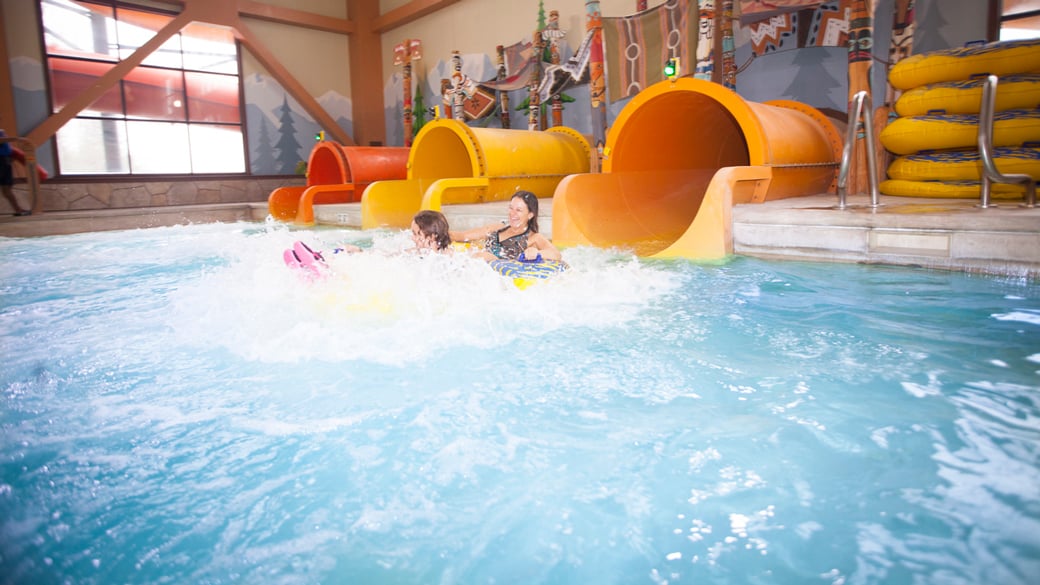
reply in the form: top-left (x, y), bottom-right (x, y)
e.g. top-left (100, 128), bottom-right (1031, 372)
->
top-left (513, 190), bottom-right (539, 233)
top-left (413, 210), bottom-right (452, 250)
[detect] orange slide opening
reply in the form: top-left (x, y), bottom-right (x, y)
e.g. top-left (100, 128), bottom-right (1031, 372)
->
top-left (553, 78), bottom-right (842, 259)
top-left (267, 141), bottom-right (409, 225)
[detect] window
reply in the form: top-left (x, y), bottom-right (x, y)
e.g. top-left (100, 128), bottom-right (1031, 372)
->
top-left (42, 0), bottom-right (245, 175)
top-left (1001, 0), bottom-right (1040, 40)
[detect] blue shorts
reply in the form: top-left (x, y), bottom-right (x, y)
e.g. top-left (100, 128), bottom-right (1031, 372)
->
top-left (0, 157), bottom-right (12, 186)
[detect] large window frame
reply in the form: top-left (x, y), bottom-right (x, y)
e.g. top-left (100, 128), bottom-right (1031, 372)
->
top-left (41, 0), bottom-right (247, 176)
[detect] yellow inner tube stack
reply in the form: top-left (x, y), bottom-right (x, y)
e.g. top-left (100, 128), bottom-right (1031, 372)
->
top-left (879, 39), bottom-right (1040, 199)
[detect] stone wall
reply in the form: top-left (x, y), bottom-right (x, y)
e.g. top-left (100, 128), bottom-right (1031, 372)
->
top-left (3, 177), bottom-right (305, 214)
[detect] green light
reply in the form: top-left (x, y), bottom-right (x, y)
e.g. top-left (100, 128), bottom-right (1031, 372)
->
top-left (315, 130), bottom-right (325, 141)
top-left (664, 58), bottom-right (679, 79)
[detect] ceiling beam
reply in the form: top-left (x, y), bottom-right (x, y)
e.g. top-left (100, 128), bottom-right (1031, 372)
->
top-left (371, 0), bottom-right (462, 33)
top-left (238, 0), bottom-right (353, 34)
top-left (149, 0), bottom-right (353, 33)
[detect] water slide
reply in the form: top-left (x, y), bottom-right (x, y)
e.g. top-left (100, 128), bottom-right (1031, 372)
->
top-left (362, 119), bottom-right (592, 229)
top-left (552, 78), bottom-right (842, 259)
top-left (268, 141), bottom-right (409, 225)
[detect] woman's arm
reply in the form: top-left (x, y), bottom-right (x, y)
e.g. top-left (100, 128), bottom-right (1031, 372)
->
top-left (524, 233), bottom-right (561, 261)
top-left (450, 223), bottom-right (498, 243)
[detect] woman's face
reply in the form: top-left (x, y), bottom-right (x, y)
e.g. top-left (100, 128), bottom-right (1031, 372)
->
top-left (507, 198), bottom-right (533, 229)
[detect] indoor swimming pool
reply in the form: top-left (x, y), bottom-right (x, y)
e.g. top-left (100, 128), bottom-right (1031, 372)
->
top-left (1, 221), bottom-right (1038, 584)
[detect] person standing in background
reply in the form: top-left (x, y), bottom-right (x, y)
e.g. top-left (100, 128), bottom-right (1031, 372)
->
top-left (0, 129), bottom-right (31, 216)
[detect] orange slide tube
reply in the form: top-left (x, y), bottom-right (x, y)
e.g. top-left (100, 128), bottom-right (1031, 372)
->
top-left (362, 119), bottom-right (592, 229)
top-left (552, 78), bottom-right (842, 259)
top-left (267, 141), bottom-right (409, 225)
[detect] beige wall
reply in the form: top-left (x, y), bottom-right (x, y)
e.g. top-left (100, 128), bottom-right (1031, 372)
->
top-left (242, 17), bottom-right (352, 98)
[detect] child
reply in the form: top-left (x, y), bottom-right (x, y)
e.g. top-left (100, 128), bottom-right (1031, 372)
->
top-left (284, 210), bottom-right (452, 278)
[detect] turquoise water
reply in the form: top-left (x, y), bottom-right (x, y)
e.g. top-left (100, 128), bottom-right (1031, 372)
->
top-left (2, 221), bottom-right (1039, 585)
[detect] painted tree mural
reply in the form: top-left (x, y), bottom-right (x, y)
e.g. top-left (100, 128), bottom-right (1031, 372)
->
top-left (253, 116), bottom-right (277, 174)
top-left (274, 95), bottom-right (303, 175)
top-left (785, 47), bottom-right (843, 111)
top-left (412, 81), bottom-right (428, 139)
top-left (914, 0), bottom-right (948, 55)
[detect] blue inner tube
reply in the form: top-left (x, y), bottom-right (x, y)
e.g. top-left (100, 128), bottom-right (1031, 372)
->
top-left (489, 258), bottom-right (569, 282)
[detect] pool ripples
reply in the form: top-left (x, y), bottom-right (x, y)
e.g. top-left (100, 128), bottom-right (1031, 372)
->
top-left (3, 225), bottom-right (1040, 584)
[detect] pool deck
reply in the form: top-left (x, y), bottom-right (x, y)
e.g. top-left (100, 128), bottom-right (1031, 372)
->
top-left (2, 194), bottom-right (1038, 278)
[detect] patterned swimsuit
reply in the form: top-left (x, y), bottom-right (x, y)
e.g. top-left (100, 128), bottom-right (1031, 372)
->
top-left (485, 225), bottom-right (530, 260)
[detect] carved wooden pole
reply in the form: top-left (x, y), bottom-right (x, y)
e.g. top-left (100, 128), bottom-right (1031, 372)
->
top-left (845, 0), bottom-right (875, 195)
top-left (450, 51), bottom-right (466, 121)
top-left (496, 45), bottom-right (511, 129)
top-left (586, 0), bottom-right (607, 158)
top-left (394, 39), bottom-right (422, 146)
top-left (440, 78), bottom-right (452, 119)
top-left (528, 31), bottom-right (543, 130)
top-left (720, 1), bottom-right (735, 89)
top-left (545, 10), bottom-right (565, 128)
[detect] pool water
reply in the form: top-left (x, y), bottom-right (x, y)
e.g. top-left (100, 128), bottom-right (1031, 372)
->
top-left (2, 221), bottom-right (1039, 585)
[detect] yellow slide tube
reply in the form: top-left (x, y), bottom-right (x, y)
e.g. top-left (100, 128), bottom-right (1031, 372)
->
top-left (362, 119), bottom-right (591, 229)
top-left (552, 78), bottom-right (841, 259)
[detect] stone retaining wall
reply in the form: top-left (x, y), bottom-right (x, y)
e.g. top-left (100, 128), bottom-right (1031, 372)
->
top-left (3, 177), bottom-right (304, 214)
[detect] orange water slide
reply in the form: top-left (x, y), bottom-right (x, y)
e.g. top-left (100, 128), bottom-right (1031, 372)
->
top-left (552, 78), bottom-right (843, 259)
top-left (267, 141), bottom-right (409, 225)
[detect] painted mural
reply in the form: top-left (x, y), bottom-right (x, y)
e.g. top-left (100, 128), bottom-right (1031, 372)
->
top-left (380, 0), bottom-right (989, 147)
top-left (242, 73), bottom-right (354, 176)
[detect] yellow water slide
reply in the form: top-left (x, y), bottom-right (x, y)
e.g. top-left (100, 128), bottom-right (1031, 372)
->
top-left (362, 119), bottom-right (592, 229)
top-left (552, 78), bottom-right (842, 259)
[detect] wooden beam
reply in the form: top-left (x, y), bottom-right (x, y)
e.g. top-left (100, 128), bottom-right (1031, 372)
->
top-left (987, 0), bottom-right (1000, 42)
top-left (26, 6), bottom-right (198, 147)
top-left (149, 0), bottom-right (354, 34)
top-left (348, 0), bottom-right (385, 145)
top-left (234, 19), bottom-right (355, 145)
top-left (238, 0), bottom-right (354, 34)
top-left (371, 0), bottom-right (462, 33)
top-left (0, 2), bottom-right (17, 134)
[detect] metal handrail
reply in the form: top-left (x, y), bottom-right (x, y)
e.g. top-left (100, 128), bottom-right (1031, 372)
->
top-left (0, 134), bottom-right (42, 214)
top-left (836, 90), bottom-right (880, 209)
top-left (977, 74), bottom-right (1036, 208)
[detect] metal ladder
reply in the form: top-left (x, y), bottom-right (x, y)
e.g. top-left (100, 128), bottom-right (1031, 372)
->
top-left (835, 90), bottom-right (880, 210)
top-left (977, 74), bottom-right (1037, 208)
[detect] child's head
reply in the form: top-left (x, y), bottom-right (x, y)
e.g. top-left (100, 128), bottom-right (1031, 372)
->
top-left (410, 210), bottom-right (451, 251)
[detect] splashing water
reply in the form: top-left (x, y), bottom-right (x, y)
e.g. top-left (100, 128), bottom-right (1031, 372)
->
top-left (2, 221), bottom-right (1039, 585)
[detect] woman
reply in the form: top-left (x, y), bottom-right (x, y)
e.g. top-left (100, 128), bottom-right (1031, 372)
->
top-left (450, 191), bottom-right (561, 262)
